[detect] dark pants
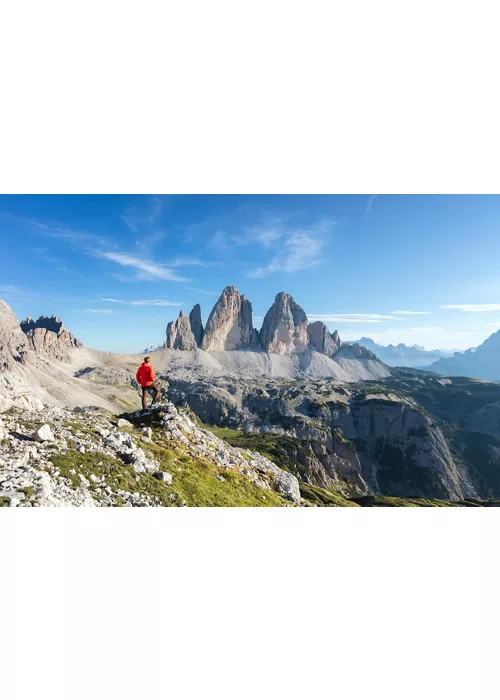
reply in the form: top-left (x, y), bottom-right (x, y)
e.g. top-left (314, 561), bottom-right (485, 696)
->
top-left (141, 382), bottom-right (161, 409)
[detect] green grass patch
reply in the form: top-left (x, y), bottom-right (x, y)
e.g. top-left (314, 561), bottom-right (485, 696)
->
top-left (351, 495), bottom-right (461, 507)
top-left (147, 436), bottom-right (284, 507)
top-left (300, 483), bottom-right (359, 507)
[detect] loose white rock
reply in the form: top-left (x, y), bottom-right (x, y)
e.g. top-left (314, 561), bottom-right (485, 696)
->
top-left (31, 424), bottom-right (54, 442)
top-left (153, 471), bottom-right (173, 484)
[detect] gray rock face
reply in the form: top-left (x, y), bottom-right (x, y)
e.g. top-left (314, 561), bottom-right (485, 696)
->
top-left (0, 300), bottom-right (31, 371)
top-left (260, 292), bottom-right (309, 355)
top-left (165, 313), bottom-right (197, 351)
top-left (337, 342), bottom-right (378, 360)
top-left (173, 312), bottom-right (197, 351)
top-left (308, 321), bottom-right (341, 357)
top-left (202, 286), bottom-right (259, 351)
top-left (272, 471), bottom-right (301, 503)
top-left (21, 315), bottom-right (82, 349)
top-left (19, 314), bottom-right (82, 363)
top-left (189, 304), bottom-right (204, 347)
top-left (165, 321), bottom-right (177, 349)
top-left (167, 375), bottom-right (480, 501)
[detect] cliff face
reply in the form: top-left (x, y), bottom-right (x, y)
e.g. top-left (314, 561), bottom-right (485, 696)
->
top-left (202, 286), bottom-right (260, 351)
top-left (308, 321), bottom-right (341, 357)
top-left (20, 314), bottom-right (82, 362)
top-left (165, 287), bottom-right (353, 363)
top-left (0, 300), bottom-right (31, 371)
top-left (189, 304), bottom-right (204, 347)
top-left (259, 292), bottom-right (309, 355)
top-left (165, 374), bottom-right (486, 501)
top-left (165, 312), bottom-right (197, 350)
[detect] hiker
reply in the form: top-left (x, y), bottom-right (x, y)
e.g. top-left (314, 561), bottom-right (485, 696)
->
top-left (136, 356), bottom-right (161, 410)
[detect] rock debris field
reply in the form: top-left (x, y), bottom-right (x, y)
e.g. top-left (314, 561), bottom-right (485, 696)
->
top-left (0, 402), bottom-right (300, 507)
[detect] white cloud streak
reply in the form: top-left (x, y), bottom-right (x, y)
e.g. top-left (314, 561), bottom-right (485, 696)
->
top-left (309, 313), bottom-right (409, 323)
top-left (169, 258), bottom-right (222, 268)
top-left (84, 309), bottom-right (113, 314)
top-left (391, 310), bottom-right (432, 315)
top-left (101, 298), bottom-right (182, 307)
top-left (97, 252), bottom-right (188, 282)
top-left (440, 304), bottom-right (500, 312)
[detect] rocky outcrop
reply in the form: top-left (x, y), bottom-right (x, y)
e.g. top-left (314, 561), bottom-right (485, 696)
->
top-left (21, 315), bottom-right (82, 349)
top-left (189, 304), bottom-right (204, 347)
top-left (0, 401), bottom-right (300, 506)
top-left (166, 374), bottom-right (484, 501)
top-left (173, 312), bottom-right (197, 351)
top-left (165, 313), bottom-right (197, 351)
top-left (165, 321), bottom-right (177, 349)
top-left (165, 313), bottom-right (195, 351)
top-left (308, 321), bottom-right (341, 357)
top-left (202, 286), bottom-right (259, 351)
top-left (20, 314), bottom-right (82, 362)
top-left (338, 342), bottom-right (378, 360)
top-left (0, 300), bottom-right (31, 371)
top-left (260, 292), bottom-right (309, 355)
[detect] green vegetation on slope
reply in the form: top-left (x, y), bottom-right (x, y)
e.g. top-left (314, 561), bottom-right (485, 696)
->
top-left (201, 424), bottom-right (315, 482)
top-left (50, 422), bottom-right (284, 507)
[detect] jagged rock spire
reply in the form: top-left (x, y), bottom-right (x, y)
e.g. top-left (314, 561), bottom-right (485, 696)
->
top-left (166, 311), bottom-right (197, 351)
top-left (189, 304), bottom-right (204, 348)
top-left (202, 286), bottom-right (259, 351)
top-left (308, 321), bottom-right (341, 357)
top-left (260, 292), bottom-right (309, 355)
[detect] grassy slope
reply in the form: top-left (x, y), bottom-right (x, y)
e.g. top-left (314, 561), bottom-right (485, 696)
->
top-left (49, 419), bottom-right (284, 507)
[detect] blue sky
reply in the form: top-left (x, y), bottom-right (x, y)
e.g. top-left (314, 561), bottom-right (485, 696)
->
top-left (1, 194), bottom-right (500, 353)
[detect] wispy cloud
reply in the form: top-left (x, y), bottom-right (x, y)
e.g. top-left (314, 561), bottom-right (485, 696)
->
top-left (169, 258), bottom-right (223, 269)
top-left (101, 298), bottom-right (182, 307)
top-left (0, 284), bottom-right (24, 297)
top-left (97, 251), bottom-right (188, 282)
top-left (309, 313), bottom-right (409, 324)
top-left (83, 308), bottom-right (113, 314)
top-left (485, 322), bottom-right (500, 327)
top-left (441, 304), bottom-right (500, 312)
top-left (30, 220), bottom-right (110, 248)
top-left (365, 194), bottom-right (379, 219)
top-left (391, 310), bottom-right (432, 316)
top-left (246, 220), bottom-right (335, 279)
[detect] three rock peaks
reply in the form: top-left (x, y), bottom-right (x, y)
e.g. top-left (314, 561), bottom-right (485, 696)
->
top-left (165, 286), bottom-right (343, 357)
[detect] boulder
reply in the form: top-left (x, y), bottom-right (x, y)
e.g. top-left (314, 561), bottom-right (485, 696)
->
top-left (117, 418), bottom-right (132, 428)
top-left (273, 471), bottom-right (301, 503)
top-left (31, 424), bottom-right (55, 442)
top-left (153, 471), bottom-right (173, 484)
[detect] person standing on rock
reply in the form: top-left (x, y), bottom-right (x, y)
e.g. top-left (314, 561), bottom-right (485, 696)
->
top-left (136, 356), bottom-right (161, 410)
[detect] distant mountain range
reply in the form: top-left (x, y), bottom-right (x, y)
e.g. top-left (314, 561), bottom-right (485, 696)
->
top-left (353, 338), bottom-right (455, 369)
top-left (429, 329), bottom-right (500, 381)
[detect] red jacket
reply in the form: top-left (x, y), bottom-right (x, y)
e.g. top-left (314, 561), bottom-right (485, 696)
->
top-left (136, 363), bottom-right (155, 387)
